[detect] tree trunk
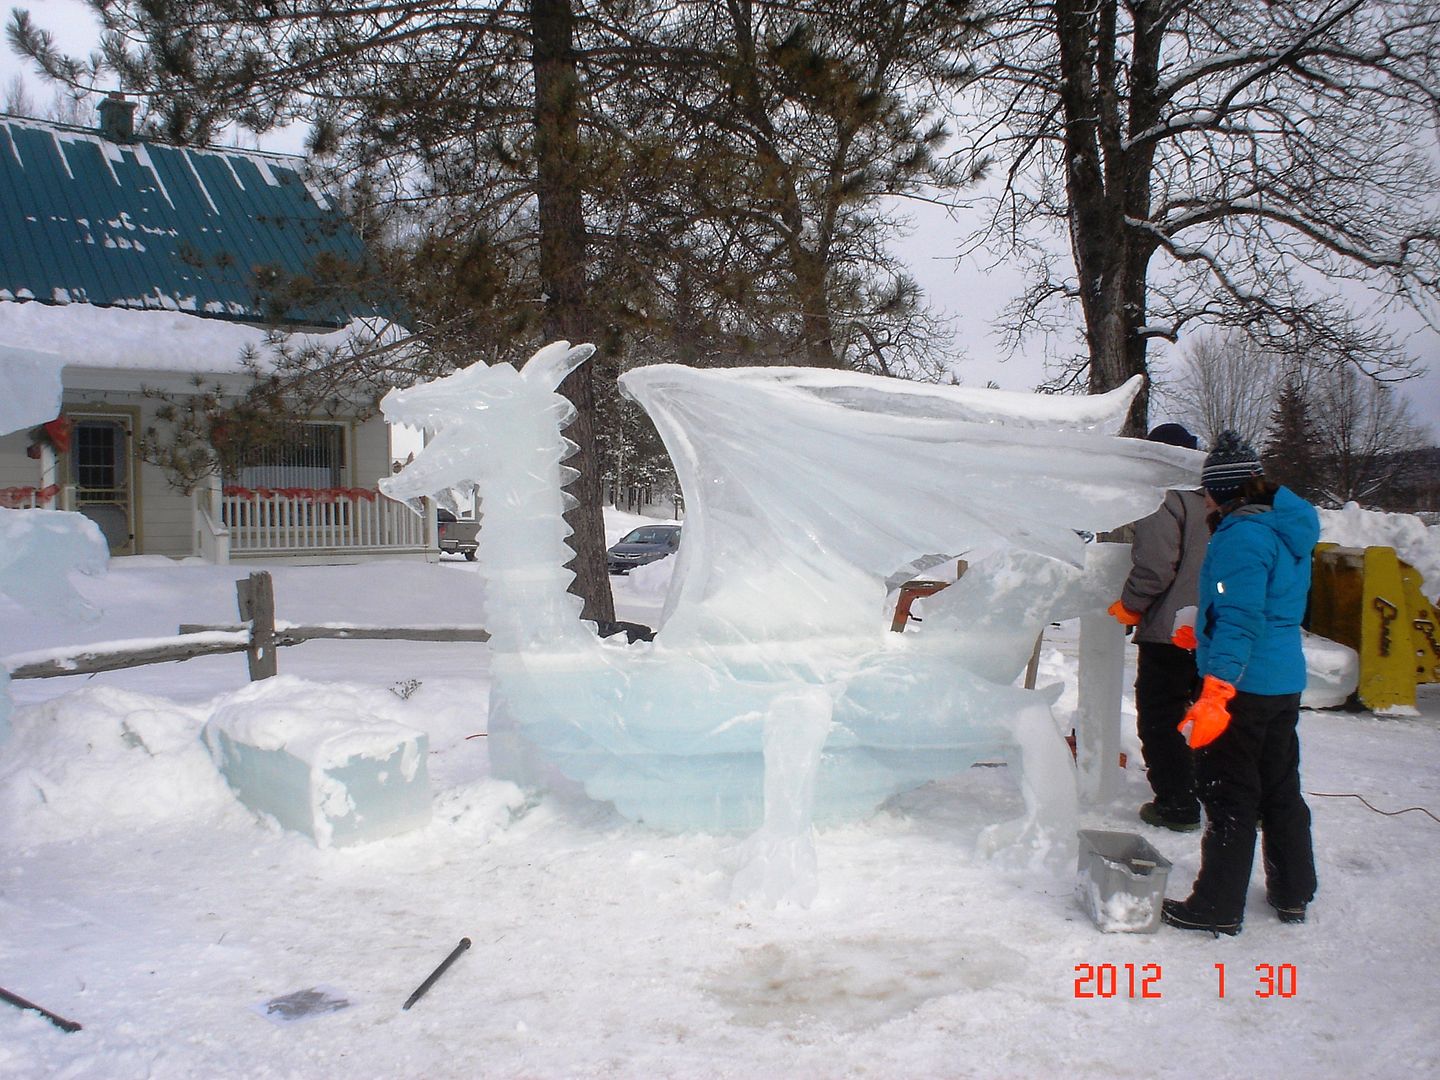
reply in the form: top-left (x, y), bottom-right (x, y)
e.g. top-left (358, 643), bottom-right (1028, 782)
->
top-left (1055, 0), bottom-right (1155, 436)
top-left (793, 248), bottom-right (841, 368)
top-left (530, 0), bottom-right (615, 624)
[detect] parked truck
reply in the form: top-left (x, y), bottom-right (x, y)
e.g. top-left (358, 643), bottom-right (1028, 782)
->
top-left (437, 508), bottom-right (480, 560)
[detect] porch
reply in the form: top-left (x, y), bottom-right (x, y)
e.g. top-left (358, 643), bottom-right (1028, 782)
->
top-left (203, 484), bottom-right (437, 563)
top-left (1, 481), bottom-right (437, 564)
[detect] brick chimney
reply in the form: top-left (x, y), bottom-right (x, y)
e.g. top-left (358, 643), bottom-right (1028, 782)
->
top-left (97, 92), bottom-right (137, 142)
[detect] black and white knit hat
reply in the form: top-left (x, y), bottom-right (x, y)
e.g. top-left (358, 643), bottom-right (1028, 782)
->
top-left (1202, 431), bottom-right (1263, 501)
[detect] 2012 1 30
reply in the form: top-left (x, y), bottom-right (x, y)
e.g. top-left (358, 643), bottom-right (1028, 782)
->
top-left (1073, 963), bottom-right (1298, 999)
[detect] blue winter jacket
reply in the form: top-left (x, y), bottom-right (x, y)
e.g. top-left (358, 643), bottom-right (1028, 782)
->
top-left (1196, 486), bottom-right (1320, 696)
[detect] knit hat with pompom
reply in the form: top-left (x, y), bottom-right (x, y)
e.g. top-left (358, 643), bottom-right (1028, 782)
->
top-left (1202, 431), bottom-right (1263, 502)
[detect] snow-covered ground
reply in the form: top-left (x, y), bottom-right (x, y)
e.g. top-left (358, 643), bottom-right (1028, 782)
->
top-left (2, 508), bottom-right (1438, 1079)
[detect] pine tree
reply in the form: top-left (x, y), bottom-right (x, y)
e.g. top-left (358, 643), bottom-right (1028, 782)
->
top-left (1263, 378), bottom-right (1320, 502)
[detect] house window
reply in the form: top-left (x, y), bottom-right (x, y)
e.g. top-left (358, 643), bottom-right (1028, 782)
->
top-left (227, 421), bottom-right (346, 490)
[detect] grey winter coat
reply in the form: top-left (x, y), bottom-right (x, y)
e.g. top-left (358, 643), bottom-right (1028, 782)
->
top-left (1121, 488), bottom-right (1210, 645)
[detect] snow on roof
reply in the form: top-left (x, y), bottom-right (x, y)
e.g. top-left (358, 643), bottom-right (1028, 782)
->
top-left (0, 298), bottom-right (400, 377)
top-left (0, 113), bottom-right (378, 328)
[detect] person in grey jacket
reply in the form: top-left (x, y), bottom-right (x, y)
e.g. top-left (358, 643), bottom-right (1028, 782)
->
top-left (1107, 423), bottom-right (1210, 831)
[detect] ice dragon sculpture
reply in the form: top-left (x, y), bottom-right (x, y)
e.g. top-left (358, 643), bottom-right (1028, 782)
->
top-left (380, 343), bottom-right (1200, 872)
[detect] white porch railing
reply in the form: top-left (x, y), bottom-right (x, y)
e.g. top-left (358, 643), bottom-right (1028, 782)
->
top-left (219, 486), bottom-right (433, 558)
top-left (0, 483), bottom-right (62, 510)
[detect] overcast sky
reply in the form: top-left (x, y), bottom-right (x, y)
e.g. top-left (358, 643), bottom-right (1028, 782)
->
top-left (5, 0), bottom-right (1438, 435)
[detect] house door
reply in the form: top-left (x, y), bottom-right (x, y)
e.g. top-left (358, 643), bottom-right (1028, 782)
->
top-left (70, 415), bottom-right (136, 555)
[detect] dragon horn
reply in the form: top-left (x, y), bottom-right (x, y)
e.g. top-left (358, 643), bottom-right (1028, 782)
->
top-left (520, 341), bottom-right (596, 390)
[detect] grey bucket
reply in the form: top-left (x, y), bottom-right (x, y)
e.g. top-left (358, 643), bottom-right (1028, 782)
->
top-left (1076, 829), bottom-right (1173, 933)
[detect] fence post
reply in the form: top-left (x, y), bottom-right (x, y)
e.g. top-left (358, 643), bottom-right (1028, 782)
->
top-left (236, 571), bottom-right (278, 681)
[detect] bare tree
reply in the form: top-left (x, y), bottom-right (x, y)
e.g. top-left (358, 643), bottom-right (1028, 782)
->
top-left (1307, 363), bottom-right (1432, 506)
top-left (4, 73), bottom-right (93, 124)
top-left (3, 74), bottom-right (32, 115)
top-left (1160, 332), bottom-right (1278, 449)
top-left (956, 0), bottom-right (1440, 433)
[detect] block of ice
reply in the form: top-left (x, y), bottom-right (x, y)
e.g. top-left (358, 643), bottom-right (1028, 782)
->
top-left (0, 350), bottom-right (109, 749)
top-left (0, 508), bottom-right (109, 619)
top-left (380, 343), bottom-right (1201, 876)
top-left (1302, 630), bottom-right (1360, 709)
top-left (0, 344), bottom-right (66, 435)
top-left (201, 677), bottom-right (431, 847)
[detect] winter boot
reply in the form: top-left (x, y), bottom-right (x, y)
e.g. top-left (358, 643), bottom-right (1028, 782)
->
top-left (1139, 801), bottom-right (1201, 832)
top-left (1161, 898), bottom-right (1241, 937)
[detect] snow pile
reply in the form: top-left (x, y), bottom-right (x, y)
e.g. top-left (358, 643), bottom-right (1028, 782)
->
top-left (1319, 502), bottom-right (1440, 597)
top-left (0, 687), bottom-right (234, 844)
top-left (621, 552), bottom-right (677, 598)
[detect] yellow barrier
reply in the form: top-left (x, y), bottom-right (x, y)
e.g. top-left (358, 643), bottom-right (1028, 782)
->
top-left (1307, 544), bottom-right (1440, 712)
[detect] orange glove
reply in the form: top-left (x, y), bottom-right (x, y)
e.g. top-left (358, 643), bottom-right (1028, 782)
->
top-left (1172, 624), bottom-right (1198, 650)
top-left (1179, 675), bottom-right (1237, 748)
top-left (1107, 600), bottom-right (1142, 627)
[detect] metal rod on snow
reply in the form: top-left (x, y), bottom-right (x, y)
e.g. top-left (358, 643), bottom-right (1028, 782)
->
top-left (0, 985), bottom-right (82, 1032)
top-left (402, 937), bottom-right (472, 1011)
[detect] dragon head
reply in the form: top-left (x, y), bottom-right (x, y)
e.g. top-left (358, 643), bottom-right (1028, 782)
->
top-left (379, 341), bottom-right (595, 505)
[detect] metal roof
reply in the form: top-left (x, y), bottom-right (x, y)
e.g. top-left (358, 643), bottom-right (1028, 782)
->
top-left (0, 113), bottom-right (375, 329)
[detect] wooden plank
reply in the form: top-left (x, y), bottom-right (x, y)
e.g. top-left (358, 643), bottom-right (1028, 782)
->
top-left (283, 626), bottom-right (490, 642)
top-left (179, 624), bottom-right (490, 643)
top-left (8, 637), bottom-right (250, 680)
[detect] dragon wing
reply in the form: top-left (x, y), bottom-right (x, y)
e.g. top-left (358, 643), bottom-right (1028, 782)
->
top-left (619, 365), bottom-right (1202, 645)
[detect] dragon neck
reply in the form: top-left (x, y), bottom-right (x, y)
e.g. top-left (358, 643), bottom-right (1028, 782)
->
top-left (473, 409), bottom-right (595, 655)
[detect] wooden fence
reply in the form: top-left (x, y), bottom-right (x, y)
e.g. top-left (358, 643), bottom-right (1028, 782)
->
top-left (4, 571), bottom-right (489, 683)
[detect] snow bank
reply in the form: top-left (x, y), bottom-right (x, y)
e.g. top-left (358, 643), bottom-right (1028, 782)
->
top-left (1319, 502), bottom-right (1440, 597)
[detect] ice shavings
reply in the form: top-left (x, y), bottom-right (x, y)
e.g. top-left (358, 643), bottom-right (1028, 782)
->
top-left (1080, 876), bottom-right (1156, 933)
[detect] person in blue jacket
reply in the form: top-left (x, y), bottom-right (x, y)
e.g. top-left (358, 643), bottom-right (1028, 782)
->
top-left (1162, 432), bottom-right (1320, 936)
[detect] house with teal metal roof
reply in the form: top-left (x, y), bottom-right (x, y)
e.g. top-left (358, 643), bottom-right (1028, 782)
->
top-left (0, 99), bottom-right (436, 563)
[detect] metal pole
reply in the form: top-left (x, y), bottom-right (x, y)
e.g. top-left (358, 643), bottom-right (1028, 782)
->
top-left (0, 986), bottom-right (82, 1032)
top-left (402, 937), bottom-right (471, 1011)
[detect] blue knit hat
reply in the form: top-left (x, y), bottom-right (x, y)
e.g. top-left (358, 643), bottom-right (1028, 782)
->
top-left (1202, 431), bottom-right (1263, 501)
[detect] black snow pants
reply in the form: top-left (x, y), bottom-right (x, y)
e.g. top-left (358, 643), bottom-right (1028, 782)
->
top-left (1188, 690), bottom-right (1317, 921)
top-left (1134, 642), bottom-right (1199, 816)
